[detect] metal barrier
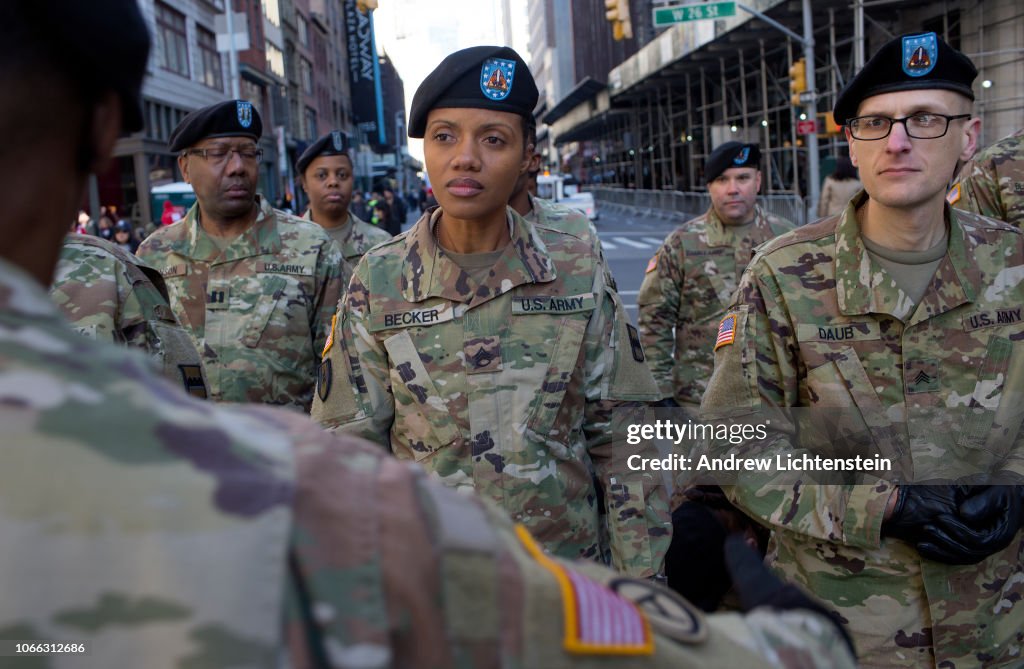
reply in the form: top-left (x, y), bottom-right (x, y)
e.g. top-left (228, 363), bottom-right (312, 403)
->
top-left (588, 186), bottom-right (806, 226)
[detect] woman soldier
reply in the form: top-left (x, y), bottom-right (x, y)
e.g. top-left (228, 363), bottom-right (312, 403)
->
top-left (296, 130), bottom-right (391, 285)
top-left (312, 46), bottom-right (670, 578)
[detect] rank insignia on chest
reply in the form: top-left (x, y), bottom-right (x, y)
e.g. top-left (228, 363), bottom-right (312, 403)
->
top-left (177, 364), bottom-right (208, 399)
top-left (905, 358), bottom-right (939, 394)
top-left (714, 314), bottom-right (736, 350)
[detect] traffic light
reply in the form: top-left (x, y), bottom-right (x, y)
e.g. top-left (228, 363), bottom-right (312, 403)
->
top-left (356, 0), bottom-right (377, 13)
top-left (818, 113), bottom-right (842, 135)
top-left (789, 58), bottom-right (807, 106)
top-left (605, 0), bottom-right (633, 41)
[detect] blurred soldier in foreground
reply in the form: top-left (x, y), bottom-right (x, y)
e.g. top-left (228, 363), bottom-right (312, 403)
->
top-left (0, 4), bottom-right (860, 667)
top-left (950, 126), bottom-right (1024, 227)
top-left (50, 233), bottom-right (208, 398)
top-left (638, 142), bottom-right (793, 408)
top-left (313, 46), bottom-right (673, 579)
top-left (296, 130), bottom-right (391, 286)
top-left (137, 101), bottom-right (343, 411)
top-left (702, 32), bottom-right (1024, 667)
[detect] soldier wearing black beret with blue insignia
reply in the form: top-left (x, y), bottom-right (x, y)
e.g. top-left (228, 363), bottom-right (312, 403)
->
top-left (313, 45), bottom-right (677, 583)
top-left (138, 100), bottom-right (344, 411)
top-left (638, 141), bottom-right (792, 408)
top-left (702, 31), bottom-right (1024, 667)
top-left (296, 130), bottom-right (390, 286)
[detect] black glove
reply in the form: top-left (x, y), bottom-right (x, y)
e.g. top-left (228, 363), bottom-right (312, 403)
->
top-left (664, 501), bottom-right (730, 612)
top-left (918, 486), bottom-right (1022, 565)
top-left (882, 484), bottom-right (966, 545)
top-left (724, 534), bottom-right (856, 657)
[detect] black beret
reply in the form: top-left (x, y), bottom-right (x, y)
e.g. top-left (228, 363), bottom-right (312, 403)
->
top-left (169, 100), bottom-right (263, 153)
top-left (20, 1), bottom-right (150, 132)
top-left (705, 142), bottom-right (760, 183)
top-left (296, 131), bottom-right (351, 174)
top-left (408, 45), bottom-right (538, 139)
top-left (834, 32), bottom-right (977, 126)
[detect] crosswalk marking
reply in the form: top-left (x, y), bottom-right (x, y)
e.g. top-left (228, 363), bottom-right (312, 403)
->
top-left (642, 237), bottom-right (666, 246)
top-left (612, 236), bottom-right (651, 249)
top-left (600, 239), bottom-right (618, 250)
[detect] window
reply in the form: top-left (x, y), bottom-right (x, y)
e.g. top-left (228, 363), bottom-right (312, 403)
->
top-left (297, 14), bottom-right (309, 47)
top-left (262, 0), bottom-right (280, 27)
top-left (305, 106), bottom-right (318, 139)
top-left (300, 57), bottom-right (313, 95)
top-left (197, 27), bottom-right (223, 90)
top-left (267, 44), bottom-right (285, 78)
top-left (156, 2), bottom-right (189, 76)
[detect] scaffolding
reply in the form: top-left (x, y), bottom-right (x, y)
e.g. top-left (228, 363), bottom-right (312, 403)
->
top-left (553, 0), bottom-right (1021, 200)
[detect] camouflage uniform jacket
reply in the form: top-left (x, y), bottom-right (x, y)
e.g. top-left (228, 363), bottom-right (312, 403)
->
top-left (137, 196), bottom-right (343, 410)
top-left (0, 256), bottom-right (858, 669)
top-left (526, 194), bottom-right (617, 289)
top-left (951, 127), bottom-right (1024, 227)
top-left (302, 209), bottom-right (391, 287)
top-left (701, 193), bottom-right (1024, 668)
top-left (637, 205), bottom-right (792, 405)
top-left (312, 207), bottom-right (672, 577)
top-left (50, 233), bottom-right (208, 399)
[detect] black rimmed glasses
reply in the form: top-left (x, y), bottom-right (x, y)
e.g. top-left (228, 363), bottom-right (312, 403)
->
top-left (186, 145), bottom-right (263, 165)
top-left (847, 113), bottom-right (971, 141)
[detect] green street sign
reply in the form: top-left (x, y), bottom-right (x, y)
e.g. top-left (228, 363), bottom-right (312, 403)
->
top-left (653, 2), bottom-right (736, 26)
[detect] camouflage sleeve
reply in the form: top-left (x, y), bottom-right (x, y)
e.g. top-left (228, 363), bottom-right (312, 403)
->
top-left (310, 237), bottom-right (346, 358)
top-left (309, 259), bottom-right (393, 448)
top-left (583, 269), bottom-right (670, 578)
top-left (284, 414), bottom-right (856, 668)
top-left (636, 240), bottom-right (682, 399)
top-left (700, 263), bottom-right (892, 549)
top-left (955, 157), bottom-right (1008, 222)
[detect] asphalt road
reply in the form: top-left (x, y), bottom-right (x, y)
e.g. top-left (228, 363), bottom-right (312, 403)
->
top-left (593, 208), bottom-right (681, 325)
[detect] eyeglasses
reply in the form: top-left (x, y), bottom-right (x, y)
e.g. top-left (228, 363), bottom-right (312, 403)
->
top-left (847, 113), bottom-right (971, 141)
top-left (186, 146), bottom-right (263, 164)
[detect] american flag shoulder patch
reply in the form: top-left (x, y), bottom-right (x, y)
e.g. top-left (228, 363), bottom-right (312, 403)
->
top-left (321, 313), bottom-right (337, 359)
top-left (715, 313), bottom-right (737, 350)
top-left (645, 253), bottom-right (659, 274)
top-left (514, 525), bottom-right (654, 655)
top-left (946, 182), bottom-right (961, 205)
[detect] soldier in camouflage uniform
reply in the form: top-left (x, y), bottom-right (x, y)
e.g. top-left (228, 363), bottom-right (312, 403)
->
top-left (638, 142), bottom-right (793, 408)
top-left (296, 129), bottom-right (391, 287)
top-left (137, 101), bottom-right (344, 411)
top-left (50, 233), bottom-right (208, 399)
top-left (0, 5), bottom-right (860, 666)
top-left (702, 32), bottom-right (1024, 667)
top-left (950, 126), bottom-right (1024, 227)
top-left (313, 46), bottom-right (672, 578)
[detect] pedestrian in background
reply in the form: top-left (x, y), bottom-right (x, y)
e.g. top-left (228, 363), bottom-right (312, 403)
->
top-left (950, 126), bottom-right (1024, 227)
top-left (817, 155), bottom-right (862, 217)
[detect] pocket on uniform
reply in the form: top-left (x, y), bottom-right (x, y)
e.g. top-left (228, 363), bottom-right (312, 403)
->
top-left (383, 329), bottom-right (460, 458)
top-left (957, 334), bottom-right (1021, 458)
top-left (524, 316), bottom-right (587, 450)
top-left (242, 276), bottom-right (287, 348)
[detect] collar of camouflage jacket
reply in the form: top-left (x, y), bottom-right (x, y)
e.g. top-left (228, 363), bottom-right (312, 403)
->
top-left (400, 206), bottom-right (557, 307)
top-left (168, 195), bottom-right (283, 263)
top-left (704, 205), bottom-right (774, 248)
top-left (834, 191), bottom-right (975, 324)
top-left (303, 208), bottom-right (360, 257)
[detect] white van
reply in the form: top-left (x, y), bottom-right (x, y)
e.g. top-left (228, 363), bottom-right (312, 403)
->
top-left (536, 174), bottom-right (597, 221)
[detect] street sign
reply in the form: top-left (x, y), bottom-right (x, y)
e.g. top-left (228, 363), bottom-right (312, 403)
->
top-left (653, 2), bottom-right (736, 26)
top-left (797, 119), bottom-right (818, 135)
top-left (797, 90), bottom-right (816, 104)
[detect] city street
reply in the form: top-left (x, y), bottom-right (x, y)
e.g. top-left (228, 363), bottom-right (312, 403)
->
top-left (594, 208), bottom-right (679, 324)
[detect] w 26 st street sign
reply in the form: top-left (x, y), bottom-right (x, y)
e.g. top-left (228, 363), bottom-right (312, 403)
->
top-left (653, 2), bottom-right (736, 26)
